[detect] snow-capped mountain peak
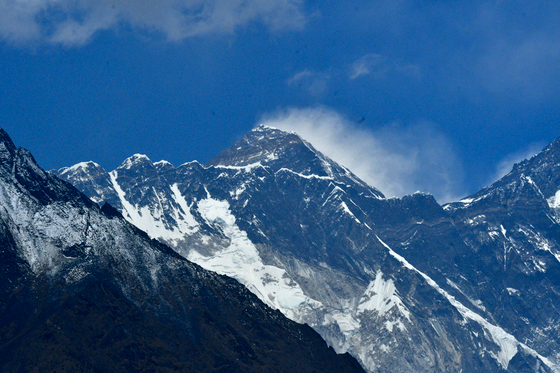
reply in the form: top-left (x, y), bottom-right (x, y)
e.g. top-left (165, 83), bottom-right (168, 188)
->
top-left (118, 153), bottom-right (154, 170)
top-left (208, 125), bottom-right (383, 197)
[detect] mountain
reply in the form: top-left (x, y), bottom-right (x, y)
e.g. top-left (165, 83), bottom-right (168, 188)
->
top-left (441, 137), bottom-right (560, 361)
top-left (56, 125), bottom-right (560, 372)
top-left (0, 128), bottom-right (365, 373)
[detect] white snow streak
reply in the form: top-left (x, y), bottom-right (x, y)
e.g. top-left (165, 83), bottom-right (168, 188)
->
top-left (376, 236), bottom-right (559, 372)
top-left (109, 172), bottom-right (199, 244)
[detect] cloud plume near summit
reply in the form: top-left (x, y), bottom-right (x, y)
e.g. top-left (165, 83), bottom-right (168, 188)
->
top-left (260, 107), bottom-right (466, 204)
top-left (0, 0), bottom-right (305, 45)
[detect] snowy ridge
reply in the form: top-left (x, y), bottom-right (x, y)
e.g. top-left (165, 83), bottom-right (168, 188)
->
top-left (0, 182), bottom-right (88, 272)
top-left (58, 161), bottom-right (101, 176)
top-left (109, 172), bottom-right (199, 244)
top-left (377, 236), bottom-right (559, 372)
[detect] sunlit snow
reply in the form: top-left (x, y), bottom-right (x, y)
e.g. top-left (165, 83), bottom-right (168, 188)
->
top-left (189, 196), bottom-right (322, 320)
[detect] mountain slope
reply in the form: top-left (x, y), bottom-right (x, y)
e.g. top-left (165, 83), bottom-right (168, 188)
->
top-left (0, 128), bottom-right (365, 373)
top-left (441, 138), bottom-right (560, 361)
top-left (57, 125), bottom-right (560, 372)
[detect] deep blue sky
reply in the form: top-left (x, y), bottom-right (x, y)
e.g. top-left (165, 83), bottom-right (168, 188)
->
top-left (1, 0), bottom-right (560, 202)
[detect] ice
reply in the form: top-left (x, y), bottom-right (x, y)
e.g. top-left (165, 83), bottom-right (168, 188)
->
top-left (330, 311), bottom-right (360, 334)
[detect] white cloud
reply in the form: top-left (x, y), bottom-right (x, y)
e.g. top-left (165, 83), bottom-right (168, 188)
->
top-left (349, 53), bottom-right (386, 80)
top-left (287, 69), bottom-right (330, 96)
top-left (349, 53), bottom-right (421, 81)
top-left (0, 0), bottom-right (305, 45)
top-left (259, 106), bottom-right (465, 204)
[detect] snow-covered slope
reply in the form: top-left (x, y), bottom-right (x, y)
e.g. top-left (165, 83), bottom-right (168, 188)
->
top-left (57, 125), bottom-right (560, 372)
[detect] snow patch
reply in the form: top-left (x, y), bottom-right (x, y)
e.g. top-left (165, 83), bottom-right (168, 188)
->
top-left (547, 190), bottom-right (560, 209)
top-left (357, 271), bottom-right (411, 324)
top-left (446, 279), bottom-right (486, 312)
top-left (340, 201), bottom-right (361, 224)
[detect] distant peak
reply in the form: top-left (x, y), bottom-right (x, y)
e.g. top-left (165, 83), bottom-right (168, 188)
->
top-left (59, 161), bottom-right (103, 175)
top-left (250, 124), bottom-right (299, 138)
top-left (207, 125), bottom-right (306, 169)
top-left (118, 154), bottom-right (153, 170)
top-left (0, 128), bottom-right (17, 162)
top-left (154, 160), bottom-right (174, 171)
top-left (154, 160), bottom-right (172, 166)
top-left (130, 153), bottom-right (151, 161)
top-left (253, 124), bottom-right (280, 132)
top-left (205, 125), bottom-right (380, 196)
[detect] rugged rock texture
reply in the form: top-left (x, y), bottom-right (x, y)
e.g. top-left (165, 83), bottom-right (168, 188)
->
top-left (0, 128), bottom-right (365, 373)
top-left (56, 125), bottom-right (560, 372)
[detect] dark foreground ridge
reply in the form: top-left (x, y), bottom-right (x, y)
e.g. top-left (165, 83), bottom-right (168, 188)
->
top-left (0, 127), bottom-right (365, 373)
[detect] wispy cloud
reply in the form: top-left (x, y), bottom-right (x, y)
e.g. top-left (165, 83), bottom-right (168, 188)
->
top-left (259, 106), bottom-right (465, 203)
top-left (349, 53), bottom-right (421, 81)
top-left (349, 53), bottom-right (386, 80)
top-left (287, 69), bottom-right (330, 97)
top-left (0, 0), bottom-right (306, 45)
top-left (344, 2), bottom-right (560, 101)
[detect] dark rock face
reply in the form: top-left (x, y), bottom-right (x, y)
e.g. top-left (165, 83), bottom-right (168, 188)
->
top-left (56, 125), bottom-right (560, 372)
top-left (441, 138), bottom-right (560, 361)
top-left (0, 128), bottom-right (365, 373)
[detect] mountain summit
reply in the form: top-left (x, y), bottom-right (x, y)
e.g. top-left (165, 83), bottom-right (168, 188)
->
top-left (208, 125), bottom-right (383, 196)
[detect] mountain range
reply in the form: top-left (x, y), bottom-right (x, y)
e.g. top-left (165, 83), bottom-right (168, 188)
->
top-left (54, 125), bottom-right (560, 372)
top-left (1, 123), bottom-right (558, 372)
top-left (0, 128), bottom-right (364, 373)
